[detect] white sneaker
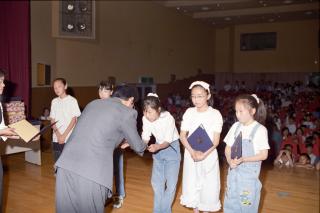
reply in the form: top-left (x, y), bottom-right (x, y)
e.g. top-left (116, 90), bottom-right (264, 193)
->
top-left (113, 196), bottom-right (124, 208)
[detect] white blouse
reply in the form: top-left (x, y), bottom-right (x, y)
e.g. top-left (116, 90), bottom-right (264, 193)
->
top-left (142, 111), bottom-right (179, 144)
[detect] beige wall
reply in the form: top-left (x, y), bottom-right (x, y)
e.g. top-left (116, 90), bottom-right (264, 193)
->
top-left (31, 1), bottom-right (56, 87)
top-left (31, 1), bottom-right (215, 87)
top-left (215, 20), bottom-right (319, 73)
top-left (214, 27), bottom-right (235, 73)
top-left (31, 2), bottom-right (319, 87)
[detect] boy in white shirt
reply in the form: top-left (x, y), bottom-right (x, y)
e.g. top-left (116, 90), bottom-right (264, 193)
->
top-left (50, 78), bottom-right (81, 162)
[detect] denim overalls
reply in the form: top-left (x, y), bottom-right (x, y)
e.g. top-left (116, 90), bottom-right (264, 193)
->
top-left (151, 140), bottom-right (181, 213)
top-left (224, 123), bottom-right (262, 213)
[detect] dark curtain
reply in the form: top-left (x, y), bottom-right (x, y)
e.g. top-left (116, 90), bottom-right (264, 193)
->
top-left (0, 1), bottom-right (31, 116)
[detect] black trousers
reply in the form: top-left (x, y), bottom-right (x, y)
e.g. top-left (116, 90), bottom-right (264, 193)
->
top-left (52, 142), bottom-right (65, 162)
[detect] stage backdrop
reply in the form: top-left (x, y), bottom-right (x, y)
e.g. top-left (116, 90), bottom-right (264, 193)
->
top-left (0, 1), bottom-right (31, 115)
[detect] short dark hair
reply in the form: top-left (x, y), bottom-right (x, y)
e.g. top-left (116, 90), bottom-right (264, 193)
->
top-left (300, 153), bottom-right (311, 161)
top-left (0, 68), bottom-right (6, 78)
top-left (235, 94), bottom-right (267, 124)
top-left (143, 95), bottom-right (161, 112)
top-left (53, 77), bottom-right (67, 86)
top-left (284, 144), bottom-right (293, 149)
top-left (306, 143), bottom-right (313, 148)
top-left (99, 80), bottom-right (114, 91)
top-left (112, 84), bottom-right (138, 101)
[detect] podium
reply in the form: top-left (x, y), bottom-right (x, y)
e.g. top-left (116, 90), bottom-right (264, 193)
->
top-left (0, 125), bottom-right (41, 165)
top-left (40, 120), bottom-right (53, 152)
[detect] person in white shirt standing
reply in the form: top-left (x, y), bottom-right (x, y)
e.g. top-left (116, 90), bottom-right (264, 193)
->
top-left (142, 93), bottom-right (181, 213)
top-left (50, 78), bottom-right (81, 162)
top-left (179, 81), bottom-right (223, 213)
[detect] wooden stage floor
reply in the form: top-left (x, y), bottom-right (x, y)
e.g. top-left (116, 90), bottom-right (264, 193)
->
top-left (2, 151), bottom-right (319, 213)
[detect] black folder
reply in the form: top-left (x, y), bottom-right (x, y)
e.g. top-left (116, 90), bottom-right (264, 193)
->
top-left (231, 131), bottom-right (242, 159)
top-left (187, 124), bottom-right (213, 152)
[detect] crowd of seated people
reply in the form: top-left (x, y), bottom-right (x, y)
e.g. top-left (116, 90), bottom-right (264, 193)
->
top-left (163, 80), bottom-right (320, 170)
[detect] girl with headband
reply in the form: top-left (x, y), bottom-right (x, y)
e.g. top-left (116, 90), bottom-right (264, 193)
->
top-left (180, 81), bottom-right (223, 213)
top-left (223, 94), bottom-right (269, 213)
top-left (142, 93), bottom-right (181, 213)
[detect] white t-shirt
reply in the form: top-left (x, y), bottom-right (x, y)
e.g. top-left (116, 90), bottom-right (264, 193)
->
top-left (309, 153), bottom-right (316, 165)
top-left (50, 95), bottom-right (81, 142)
top-left (142, 111), bottom-right (179, 144)
top-left (0, 103), bottom-right (7, 141)
top-left (180, 107), bottom-right (223, 141)
top-left (224, 121), bottom-right (270, 155)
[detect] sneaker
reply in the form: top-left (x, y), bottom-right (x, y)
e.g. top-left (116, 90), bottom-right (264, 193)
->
top-left (113, 196), bottom-right (124, 208)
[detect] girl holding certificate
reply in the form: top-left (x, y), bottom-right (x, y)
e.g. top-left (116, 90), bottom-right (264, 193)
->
top-left (180, 81), bottom-right (223, 213)
top-left (142, 93), bottom-right (181, 213)
top-left (223, 94), bottom-right (269, 213)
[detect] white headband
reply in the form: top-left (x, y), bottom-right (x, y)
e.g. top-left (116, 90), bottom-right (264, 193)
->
top-left (147, 93), bottom-right (159, 98)
top-left (189, 81), bottom-right (210, 94)
top-left (251, 94), bottom-right (260, 104)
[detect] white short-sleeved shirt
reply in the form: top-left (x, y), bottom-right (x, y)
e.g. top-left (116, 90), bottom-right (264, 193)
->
top-left (180, 107), bottom-right (223, 141)
top-left (50, 95), bottom-right (81, 142)
top-left (224, 121), bottom-right (270, 155)
top-left (142, 111), bottom-right (179, 144)
top-left (0, 103), bottom-right (7, 141)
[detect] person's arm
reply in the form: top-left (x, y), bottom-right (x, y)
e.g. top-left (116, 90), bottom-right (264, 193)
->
top-left (0, 127), bottom-right (18, 140)
top-left (286, 151), bottom-right (294, 167)
top-left (122, 110), bottom-right (146, 156)
top-left (225, 145), bottom-right (240, 168)
top-left (295, 163), bottom-right (315, 169)
top-left (195, 131), bottom-right (220, 161)
top-left (273, 151), bottom-right (283, 166)
top-left (58, 116), bottom-right (77, 144)
top-left (180, 130), bottom-right (197, 161)
top-left (58, 99), bottom-right (81, 144)
top-left (51, 118), bottom-right (63, 142)
top-left (148, 115), bottom-right (176, 153)
top-left (148, 142), bottom-right (170, 153)
top-left (241, 149), bottom-right (268, 163)
top-left (196, 111), bottom-right (223, 161)
top-left (50, 100), bottom-right (60, 137)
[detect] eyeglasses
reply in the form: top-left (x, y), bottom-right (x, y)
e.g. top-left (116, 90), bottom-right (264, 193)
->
top-left (190, 95), bottom-right (206, 99)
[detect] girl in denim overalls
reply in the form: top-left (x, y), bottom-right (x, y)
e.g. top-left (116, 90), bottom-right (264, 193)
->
top-left (142, 93), bottom-right (181, 213)
top-left (224, 94), bottom-right (269, 213)
top-left (180, 81), bottom-right (223, 213)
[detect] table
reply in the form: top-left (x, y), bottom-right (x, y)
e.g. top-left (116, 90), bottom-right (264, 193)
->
top-left (0, 125), bottom-right (41, 165)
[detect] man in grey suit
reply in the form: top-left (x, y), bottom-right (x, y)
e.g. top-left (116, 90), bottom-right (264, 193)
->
top-left (55, 84), bottom-right (146, 213)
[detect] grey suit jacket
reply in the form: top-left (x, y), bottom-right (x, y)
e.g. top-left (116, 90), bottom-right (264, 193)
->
top-left (55, 97), bottom-right (146, 191)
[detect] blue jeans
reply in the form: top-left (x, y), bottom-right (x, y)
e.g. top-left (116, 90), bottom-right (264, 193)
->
top-left (113, 148), bottom-right (125, 198)
top-left (151, 140), bottom-right (181, 213)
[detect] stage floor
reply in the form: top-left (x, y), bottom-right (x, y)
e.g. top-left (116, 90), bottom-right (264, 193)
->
top-left (2, 150), bottom-right (319, 213)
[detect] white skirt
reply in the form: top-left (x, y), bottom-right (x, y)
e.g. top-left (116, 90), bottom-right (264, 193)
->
top-left (180, 149), bottom-right (221, 212)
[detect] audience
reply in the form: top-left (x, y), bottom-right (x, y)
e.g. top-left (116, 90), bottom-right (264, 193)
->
top-left (162, 79), bottom-right (319, 171)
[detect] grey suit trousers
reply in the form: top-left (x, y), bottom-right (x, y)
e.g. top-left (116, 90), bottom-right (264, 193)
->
top-left (56, 167), bottom-right (111, 213)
